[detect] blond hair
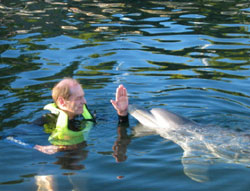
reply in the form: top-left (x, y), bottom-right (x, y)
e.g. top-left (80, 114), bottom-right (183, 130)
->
top-left (52, 78), bottom-right (80, 104)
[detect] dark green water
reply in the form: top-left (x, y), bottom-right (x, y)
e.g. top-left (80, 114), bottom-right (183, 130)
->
top-left (0, 0), bottom-right (249, 190)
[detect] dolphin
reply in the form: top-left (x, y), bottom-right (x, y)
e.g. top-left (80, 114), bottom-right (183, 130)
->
top-left (128, 105), bottom-right (250, 182)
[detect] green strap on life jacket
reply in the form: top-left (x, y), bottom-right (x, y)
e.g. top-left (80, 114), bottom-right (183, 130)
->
top-left (82, 104), bottom-right (93, 120)
top-left (43, 103), bottom-right (94, 145)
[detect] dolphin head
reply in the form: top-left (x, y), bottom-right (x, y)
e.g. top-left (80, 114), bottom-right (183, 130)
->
top-left (151, 108), bottom-right (195, 127)
top-left (128, 105), bottom-right (197, 130)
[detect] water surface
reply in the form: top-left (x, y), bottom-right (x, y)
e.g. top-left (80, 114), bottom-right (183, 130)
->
top-left (0, 0), bottom-right (250, 190)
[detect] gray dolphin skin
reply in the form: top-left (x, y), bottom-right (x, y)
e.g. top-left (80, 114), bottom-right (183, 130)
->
top-left (128, 105), bottom-right (250, 182)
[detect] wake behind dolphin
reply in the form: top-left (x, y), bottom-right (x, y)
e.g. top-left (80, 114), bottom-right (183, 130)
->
top-left (128, 105), bottom-right (250, 182)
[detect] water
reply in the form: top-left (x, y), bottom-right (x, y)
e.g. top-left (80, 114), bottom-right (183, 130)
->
top-left (0, 0), bottom-right (249, 190)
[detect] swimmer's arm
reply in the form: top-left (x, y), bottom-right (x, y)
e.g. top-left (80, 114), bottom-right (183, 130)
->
top-left (118, 114), bottom-right (129, 125)
top-left (110, 84), bottom-right (128, 117)
top-left (3, 136), bottom-right (57, 155)
top-left (34, 145), bottom-right (58, 155)
top-left (4, 136), bottom-right (58, 155)
top-left (34, 144), bottom-right (86, 155)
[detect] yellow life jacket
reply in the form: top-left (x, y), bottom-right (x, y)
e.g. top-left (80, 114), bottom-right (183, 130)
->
top-left (43, 103), bottom-right (94, 146)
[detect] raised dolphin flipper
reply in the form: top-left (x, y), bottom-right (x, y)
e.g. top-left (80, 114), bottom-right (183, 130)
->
top-left (182, 150), bottom-right (210, 182)
top-left (132, 123), bottom-right (157, 137)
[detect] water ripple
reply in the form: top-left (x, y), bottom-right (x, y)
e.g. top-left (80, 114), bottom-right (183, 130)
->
top-left (0, 0), bottom-right (250, 190)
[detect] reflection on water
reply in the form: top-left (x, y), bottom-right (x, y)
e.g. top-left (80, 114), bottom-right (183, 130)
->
top-left (112, 123), bottom-right (131, 162)
top-left (54, 149), bottom-right (88, 170)
top-left (35, 175), bottom-right (55, 191)
top-left (0, 0), bottom-right (250, 190)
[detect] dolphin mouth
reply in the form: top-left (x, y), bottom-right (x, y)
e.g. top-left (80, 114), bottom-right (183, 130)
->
top-left (128, 104), bottom-right (159, 128)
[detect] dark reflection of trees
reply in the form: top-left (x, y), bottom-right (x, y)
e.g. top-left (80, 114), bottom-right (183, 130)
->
top-left (0, 56), bottom-right (41, 81)
top-left (139, 0), bottom-right (249, 69)
top-left (0, 54), bottom-right (43, 129)
top-left (0, 0), bottom-right (249, 128)
top-left (1, 0), bottom-right (247, 38)
top-left (128, 59), bottom-right (248, 81)
top-left (1, 0), bottom-right (248, 65)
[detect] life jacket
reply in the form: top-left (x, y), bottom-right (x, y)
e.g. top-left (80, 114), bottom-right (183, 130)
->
top-left (43, 103), bottom-right (95, 146)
